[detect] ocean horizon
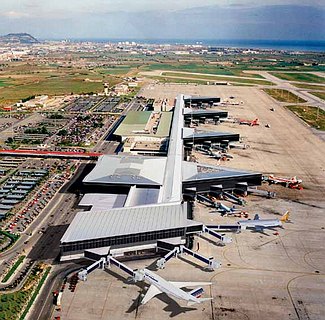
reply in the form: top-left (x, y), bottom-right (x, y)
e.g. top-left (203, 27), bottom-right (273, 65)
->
top-left (44, 38), bottom-right (325, 52)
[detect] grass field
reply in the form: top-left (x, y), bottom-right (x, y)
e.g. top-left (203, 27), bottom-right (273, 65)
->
top-left (263, 88), bottom-right (307, 103)
top-left (272, 72), bottom-right (325, 84)
top-left (0, 63), bottom-right (122, 106)
top-left (1, 256), bottom-right (25, 283)
top-left (150, 76), bottom-right (207, 85)
top-left (142, 63), bottom-right (266, 78)
top-left (19, 267), bottom-right (51, 320)
top-left (0, 75), bottom-right (119, 107)
top-left (98, 64), bottom-right (142, 75)
top-left (160, 71), bottom-right (273, 85)
top-left (0, 288), bottom-right (33, 320)
top-left (292, 83), bottom-right (325, 91)
top-left (286, 105), bottom-right (325, 130)
top-left (309, 91), bottom-right (325, 101)
top-left (0, 79), bottom-right (9, 87)
top-left (0, 264), bottom-right (50, 320)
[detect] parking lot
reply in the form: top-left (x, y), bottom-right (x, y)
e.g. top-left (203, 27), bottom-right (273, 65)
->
top-left (0, 158), bottom-right (79, 234)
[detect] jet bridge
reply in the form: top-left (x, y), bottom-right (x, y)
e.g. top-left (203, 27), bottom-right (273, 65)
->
top-left (78, 257), bottom-right (106, 281)
top-left (156, 244), bottom-right (221, 270)
top-left (203, 225), bottom-right (233, 243)
top-left (223, 191), bottom-right (246, 205)
top-left (107, 255), bottom-right (136, 278)
top-left (206, 224), bottom-right (241, 231)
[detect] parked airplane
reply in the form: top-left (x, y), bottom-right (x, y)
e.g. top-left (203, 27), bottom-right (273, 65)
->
top-left (238, 212), bottom-right (290, 231)
top-left (239, 118), bottom-right (259, 126)
top-left (135, 268), bottom-right (212, 306)
top-left (215, 202), bottom-right (242, 216)
top-left (209, 150), bottom-right (233, 160)
top-left (265, 175), bottom-right (302, 189)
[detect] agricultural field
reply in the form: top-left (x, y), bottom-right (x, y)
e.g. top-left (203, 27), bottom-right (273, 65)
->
top-left (263, 88), bottom-right (307, 103)
top-left (286, 105), bottom-right (325, 130)
top-left (0, 65), bottom-right (120, 106)
top-left (272, 72), bottom-right (325, 83)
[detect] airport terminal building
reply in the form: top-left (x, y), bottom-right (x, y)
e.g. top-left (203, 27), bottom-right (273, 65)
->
top-left (60, 94), bottom-right (262, 260)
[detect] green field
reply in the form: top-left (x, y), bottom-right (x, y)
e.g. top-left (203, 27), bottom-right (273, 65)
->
top-left (309, 91), bottom-right (325, 101)
top-left (0, 288), bottom-right (33, 320)
top-left (0, 75), bottom-right (119, 107)
top-left (263, 89), bottom-right (307, 103)
top-left (98, 64), bottom-right (142, 75)
top-left (0, 80), bottom-right (8, 87)
top-left (272, 73), bottom-right (325, 84)
top-left (0, 265), bottom-right (50, 320)
top-left (286, 105), bottom-right (325, 131)
top-left (160, 71), bottom-right (273, 86)
top-left (1, 256), bottom-right (25, 283)
top-left (0, 63), bottom-right (122, 106)
top-left (292, 83), bottom-right (325, 91)
top-left (19, 267), bottom-right (51, 320)
top-left (142, 63), bottom-right (266, 78)
top-left (149, 76), bottom-right (207, 85)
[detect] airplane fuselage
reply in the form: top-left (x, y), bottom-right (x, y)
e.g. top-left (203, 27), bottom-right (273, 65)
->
top-left (142, 269), bottom-right (200, 303)
top-left (238, 219), bottom-right (282, 228)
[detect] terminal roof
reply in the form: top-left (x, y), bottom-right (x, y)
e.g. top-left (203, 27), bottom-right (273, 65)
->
top-left (183, 163), bottom-right (261, 181)
top-left (61, 202), bottom-right (200, 243)
top-left (83, 155), bottom-right (167, 186)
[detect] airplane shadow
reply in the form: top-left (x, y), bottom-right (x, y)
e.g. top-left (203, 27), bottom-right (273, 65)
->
top-left (160, 294), bottom-right (197, 317)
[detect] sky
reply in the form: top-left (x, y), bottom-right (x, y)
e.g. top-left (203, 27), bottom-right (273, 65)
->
top-left (0, 0), bottom-right (324, 40)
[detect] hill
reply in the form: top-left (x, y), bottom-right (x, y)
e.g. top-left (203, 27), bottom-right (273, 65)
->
top-left (0, 33), bottom-right (39, 44)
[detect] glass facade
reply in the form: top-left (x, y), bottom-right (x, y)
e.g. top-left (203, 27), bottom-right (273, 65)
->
top-left (61, 227), bottom-right (185, 254)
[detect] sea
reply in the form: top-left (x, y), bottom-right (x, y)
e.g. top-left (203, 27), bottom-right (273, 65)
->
top-left (60, 38), bottom-right (325, 52)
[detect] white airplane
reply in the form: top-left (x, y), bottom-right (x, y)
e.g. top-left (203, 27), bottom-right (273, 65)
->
top-left (216, 202), bottom-right (241, 215)
top-left (265, 175), bottom-right (303, 189)
top-left (238, 212), bottom-right (289, 231)
top-left (134, 268), bottom-right (212, 306)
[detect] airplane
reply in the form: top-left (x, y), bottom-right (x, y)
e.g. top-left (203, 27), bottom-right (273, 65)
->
top-left (238, 212), bottom-right (290, 231)
top-left (215, 202), bottom-right (242, 216)
top-left (265, 175), bottom-right (303, 189)
top-left (238, 118), bottom-right (259, 126)
top-left (208, 149), bottom-right (233, 160)
top-left (219, 117), bottom-right (236, 124)
top-left (134, 268), bottom-right (212, 306)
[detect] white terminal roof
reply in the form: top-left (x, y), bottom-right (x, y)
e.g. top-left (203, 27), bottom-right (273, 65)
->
top-left (83, 155), bottom-right (167, 186)
top-left (79, 193), bottom-right (127, 211)
top-left (161, 94), bottom-right (184, 202)
top-left (61, 202), bottom-right (199, 243)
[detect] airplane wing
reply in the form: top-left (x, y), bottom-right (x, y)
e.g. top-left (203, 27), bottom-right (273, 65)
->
top-left (141, 285), bottom-right (162, 305)
top-left (254, 226), bottom-right (265, 232)
top-left (170, 281), bottom-right (212, 288)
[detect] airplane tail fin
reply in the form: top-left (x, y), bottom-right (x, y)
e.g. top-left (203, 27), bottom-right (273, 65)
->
top-left (189, 287), bottom-right (204, 298)
top-left (280, 211), bottom-right (290, 222)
